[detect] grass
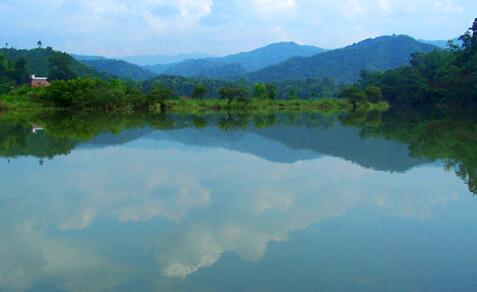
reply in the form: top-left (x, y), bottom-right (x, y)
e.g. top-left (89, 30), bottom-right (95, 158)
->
top-left (0, 88), bottom-right (390, 119)
top-left (157, 98), bottom-right (388, 115)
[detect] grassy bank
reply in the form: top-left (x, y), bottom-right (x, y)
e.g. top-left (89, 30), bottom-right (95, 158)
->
top-left (157, 98), bottom-right (389, 114)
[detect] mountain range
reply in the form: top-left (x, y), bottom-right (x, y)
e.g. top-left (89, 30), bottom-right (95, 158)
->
top-left (70, 36), bottom-right (443, 84)
top-left (120, 53), bottom-right (214, 66)
top-left (143, 42), bottom-right (326, 77)
top-left (81, 59), bottom-right (155, 81)
top-left (80, 122), bottom-right (428, 172)
top-left (246, 35), bottom-right (439, 83)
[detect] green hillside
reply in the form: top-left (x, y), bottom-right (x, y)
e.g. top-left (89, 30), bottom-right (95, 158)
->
top-left (81, 59), bottom-right (155, 80)
top-left (247, 35), bottom-right (440, 84)
top-left (339, 18), bottom-right (477, 109)
top-left (0, 47), bottom-right (105, 79)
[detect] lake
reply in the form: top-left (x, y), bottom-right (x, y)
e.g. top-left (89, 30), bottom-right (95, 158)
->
top-left (0, 112), bottom-right (476, 291)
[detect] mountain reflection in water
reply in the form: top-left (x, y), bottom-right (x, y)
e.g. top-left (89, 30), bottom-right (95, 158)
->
top-left (0, 111), bottom-right (476, 291)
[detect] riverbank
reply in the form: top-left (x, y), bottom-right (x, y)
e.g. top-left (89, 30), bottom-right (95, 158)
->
top-left (154, 98), bottom-right (389, 114)
top-left (0, 89), bottom-right (389, 117)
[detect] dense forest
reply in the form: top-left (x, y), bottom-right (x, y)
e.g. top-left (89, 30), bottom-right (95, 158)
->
top-left (0, 47), bottom-right (105, 79)
top-left (0, 51), bottom-right (29, 94)
top-left (341, 19), bottom-right (477, 109)
top-left (144, 75), bottom-right (340, 100)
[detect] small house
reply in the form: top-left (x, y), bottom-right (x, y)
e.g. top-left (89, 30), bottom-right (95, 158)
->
top-left (30, 74), bottom-right (50, 88)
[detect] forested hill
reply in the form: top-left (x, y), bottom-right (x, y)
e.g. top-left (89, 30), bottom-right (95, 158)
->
top-left (246, 35), bottom-right (440, 84)
top-left (144, 42), bottom-right (325, 78)
top-left (0, 47), bottom-right (104, 79)
top-left (81, 59), bottom-right (155, 81)
top-left (215, 42), bottom-right (326, 72)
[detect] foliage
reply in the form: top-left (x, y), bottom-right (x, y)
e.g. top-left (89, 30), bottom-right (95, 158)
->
top-left (265, 84), bottom-right (277, 99)
top-left (145, 75), bottom-right (340, 100)
top-left (348, 19), bottom-right (477, 109)
top-left (343, 106), bottom-right (477, 195)
top-left (148, 84), bottom-right (175, 105)
top-left (31, 78), bottom-right (147, 112)
top-left (0, 52), bottom-right (28, 92)
top-left (340, 86), bottom-right (368, 109)
top-left (48, 52), bottom-right (77, 81)
top-left (252, 83), bottom-right (278, 100)
top-left (364, 85), bottom-right (384, 102)
top-left (253, 83), bottom-right (267, 99)
top-left (191, 83), bottom-right (208, 99)
top-left (219, 86), bottom-right (249, 107)
top-left (0, 47), bottom-right (106, 79)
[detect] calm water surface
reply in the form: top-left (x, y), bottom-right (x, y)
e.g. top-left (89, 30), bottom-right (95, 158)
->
top-left (0, 113), bottom-right (476, 291)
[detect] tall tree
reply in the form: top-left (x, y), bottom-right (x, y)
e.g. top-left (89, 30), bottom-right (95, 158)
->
top-left (13, 57), bottom-right (29, 84)
top-left (265, 84), bottom-right (277, 99)
top-left (459, 18), bottom-right (477, 49)
top-left (192, 83), bottom-right (207, 99)
top-left (219, 86), bottom-right (248, 108)
top-left (148, 84), bottom-right (174, 111)
top-left (340, 86), bottom-right (367, 110)
top-left (471, 18), bottom-right (477, 47)
top-left (37, 40), bottom-right (43, 48)
top-left (253, 83), bottom-right (267, 99)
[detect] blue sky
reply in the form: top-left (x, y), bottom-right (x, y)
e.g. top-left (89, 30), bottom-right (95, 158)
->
top-left (0, 0), bottom-right (476, 57)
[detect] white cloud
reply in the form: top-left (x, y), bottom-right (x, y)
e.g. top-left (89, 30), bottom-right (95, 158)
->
top-left (0, 0), bottom-right (475, 55)
top-left (0, 144), bottom-right (467, 283)
top-left (249, 0), bottom-right (297, 14)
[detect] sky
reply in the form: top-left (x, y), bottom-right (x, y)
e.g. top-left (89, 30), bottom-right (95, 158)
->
top-left (0, 0), bottom-right (476, 57)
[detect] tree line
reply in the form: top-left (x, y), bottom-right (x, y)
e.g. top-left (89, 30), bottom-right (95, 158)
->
top-left (340, 18), bottom-right (477, 109)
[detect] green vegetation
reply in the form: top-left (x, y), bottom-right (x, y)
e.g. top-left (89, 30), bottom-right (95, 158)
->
top-left (158, 97), bottom-right (387, 115)
top-left (145, 75), bottom-right (341, 99)
top-left (81, 59), bottom-right (155, 81)
top-left (0, 52), bottom-right (29, 93)
top-left (48, 52), bottom-right (77, 81)
top-left (340, 18), bottom-right (477, 109)
top-left (191, 83), bottom-right (208, 99)
top-left (30, 78), bottom-right (147, 112)
top-left (342, 106), bottom-right (477, 195)
top-left (0, 47), bottom-right (106, 79)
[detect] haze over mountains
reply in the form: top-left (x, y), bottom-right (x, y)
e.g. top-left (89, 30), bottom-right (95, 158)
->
top-left (81, 59), bottom-right (155, 81)
top-left (143, 42), bottom-right (326, 77)
top-left (71, 35), bottom-right (444, 84)
top-left (121, 53), bottom-right (214, 66)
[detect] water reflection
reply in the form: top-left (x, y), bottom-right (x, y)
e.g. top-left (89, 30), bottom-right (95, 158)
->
top-left (0, 111), bottom-right (476, 291)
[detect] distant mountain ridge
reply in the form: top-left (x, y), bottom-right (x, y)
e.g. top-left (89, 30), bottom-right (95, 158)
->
top-left (120, 53), bottom-right (214, 66)
top-left (72, 54), bottom-right (107, 61)
top-left (80, 59), bottom-right (155, 81)
top-left (417, 37), bottom-right (461, 49)
top-left (71, 35), bottom-right (444, 83)
top-left (144, 42), bottom-right (326, 79)
top-left (246, 35), bottom-right (440, 83)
